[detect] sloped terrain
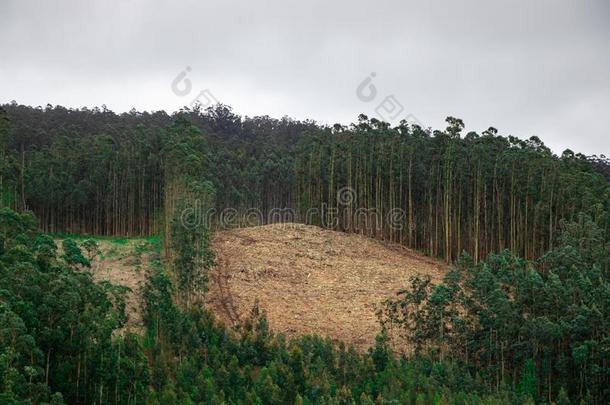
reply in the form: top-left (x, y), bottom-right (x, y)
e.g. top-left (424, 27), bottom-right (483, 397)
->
top-left (206, 223), bottom-right (447, 351)
top-left (65, 239), bottom-right (156, 335)
top-left (91, 240), bottom-right (153, 335)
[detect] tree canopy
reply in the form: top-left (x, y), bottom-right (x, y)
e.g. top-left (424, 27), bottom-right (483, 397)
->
top-left (0, 102), bottom-right (608, 404)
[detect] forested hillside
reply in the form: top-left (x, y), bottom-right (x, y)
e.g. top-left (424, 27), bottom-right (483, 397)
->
top-left (2, 103), bottom-right (609, 262)
top-left (0, 102), bottom-right (609, 404)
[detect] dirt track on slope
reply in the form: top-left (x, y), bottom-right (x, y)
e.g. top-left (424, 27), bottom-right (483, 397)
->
top-left (206, 223), bottom-right (447, 351)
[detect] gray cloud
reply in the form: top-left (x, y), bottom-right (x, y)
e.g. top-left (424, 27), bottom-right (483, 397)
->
top-left (1, 0), bottom-right (609, 155)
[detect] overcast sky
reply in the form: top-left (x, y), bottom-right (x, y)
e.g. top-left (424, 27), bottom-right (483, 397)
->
top-left (1, 0), bottom-right (609, 156)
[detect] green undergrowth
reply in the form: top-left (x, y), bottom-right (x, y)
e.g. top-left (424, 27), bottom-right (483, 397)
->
top-left (51, 233), bottom-right (163, 261)
top-left (49, 232), bottom-right (162, 245)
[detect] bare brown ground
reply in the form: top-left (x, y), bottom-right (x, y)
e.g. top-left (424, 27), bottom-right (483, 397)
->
top-left (90, 241), bottom-right (149, 335)
top-left (206, 223), bottom-right (447, 351)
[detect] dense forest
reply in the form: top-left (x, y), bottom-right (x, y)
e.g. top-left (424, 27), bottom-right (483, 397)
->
top-left (0, 102), bottom-right (609, 404)
top-left (1, 103), bottom-right (608, 262)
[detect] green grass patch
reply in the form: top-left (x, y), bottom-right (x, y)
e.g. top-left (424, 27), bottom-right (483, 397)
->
top-left (50, 232), bottom-right (162, 245)
top-left (50, 233), bottom-right (163, 262)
